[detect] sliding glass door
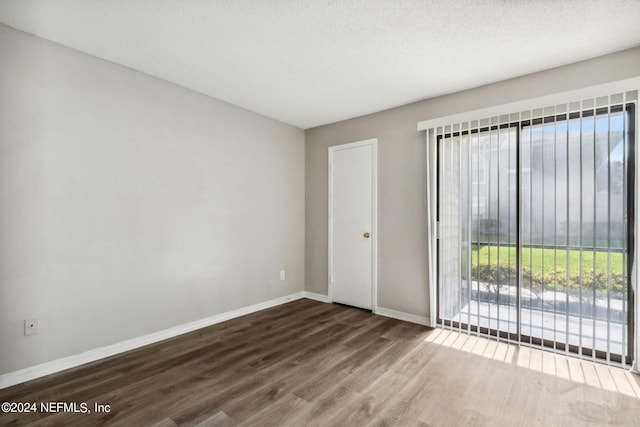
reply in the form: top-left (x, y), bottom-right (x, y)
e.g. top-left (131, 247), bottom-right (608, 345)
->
top-left (437, 103), bottom-right (635, 365)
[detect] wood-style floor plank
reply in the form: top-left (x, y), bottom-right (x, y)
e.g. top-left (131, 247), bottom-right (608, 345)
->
top-left (1, 298), bottom-right (639, 426)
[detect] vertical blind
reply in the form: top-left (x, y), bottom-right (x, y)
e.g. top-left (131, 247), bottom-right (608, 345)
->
top-left (427, 90), bottom-right (637, 366)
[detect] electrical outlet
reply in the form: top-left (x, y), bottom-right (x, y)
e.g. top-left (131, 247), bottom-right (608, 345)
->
top-left (280, 270), bottom-right (286, 281)
top-left (24, 319), bottom-right (38, 336)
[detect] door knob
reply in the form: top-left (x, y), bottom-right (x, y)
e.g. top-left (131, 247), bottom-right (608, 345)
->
top-left (363, 232), bottom-right (370, 238)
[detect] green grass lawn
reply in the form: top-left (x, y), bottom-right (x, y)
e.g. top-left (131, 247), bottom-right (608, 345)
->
top-left (470, 245), bottom-right (624, 276)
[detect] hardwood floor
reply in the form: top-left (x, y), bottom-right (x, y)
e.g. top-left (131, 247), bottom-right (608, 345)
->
top-left (1, 298), bottom-right (639, 426)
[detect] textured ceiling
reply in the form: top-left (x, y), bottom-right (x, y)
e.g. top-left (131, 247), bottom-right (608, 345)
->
top-left (1, 0), bottom-right (639, 129)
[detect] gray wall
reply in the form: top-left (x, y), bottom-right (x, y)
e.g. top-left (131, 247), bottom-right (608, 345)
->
top-left (0, 25), bottom-right (305, 374)
top-left (305, 46), bottom-right (640, 319)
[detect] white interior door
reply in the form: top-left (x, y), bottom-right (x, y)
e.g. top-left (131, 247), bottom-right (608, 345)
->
top-left (329, 139), bottom-right (376, 310)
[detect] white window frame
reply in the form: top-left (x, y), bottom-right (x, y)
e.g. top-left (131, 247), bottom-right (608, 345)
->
top-left (418, 77), bottom-right (640, 371)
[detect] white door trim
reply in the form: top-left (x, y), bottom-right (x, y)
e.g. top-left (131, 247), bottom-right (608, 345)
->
top-left (328, 138), bottom-right (378, 312)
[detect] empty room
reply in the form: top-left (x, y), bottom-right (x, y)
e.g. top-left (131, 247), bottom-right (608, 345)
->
top-left (1, 1), bottom-right (640, 426)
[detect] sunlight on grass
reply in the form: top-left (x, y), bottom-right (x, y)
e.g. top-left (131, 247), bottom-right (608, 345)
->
top-left (470, 245), bottom-right (624, 275)
top-left (467, 245), bottom-right (626, 294)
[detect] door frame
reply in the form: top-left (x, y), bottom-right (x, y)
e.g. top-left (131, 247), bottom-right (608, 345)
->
top-left (328, 138), bottom-right (378, 312)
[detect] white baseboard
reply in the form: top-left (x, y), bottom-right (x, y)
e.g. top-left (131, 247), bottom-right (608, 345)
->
top-left (375, 306), bottom-right (432, 327)
top-left (0, 293), bottom-right (425, 389)
top-left (302, 291), bottom-right (329, 303)
top-left (0, 292), bottom-right (308, 390)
